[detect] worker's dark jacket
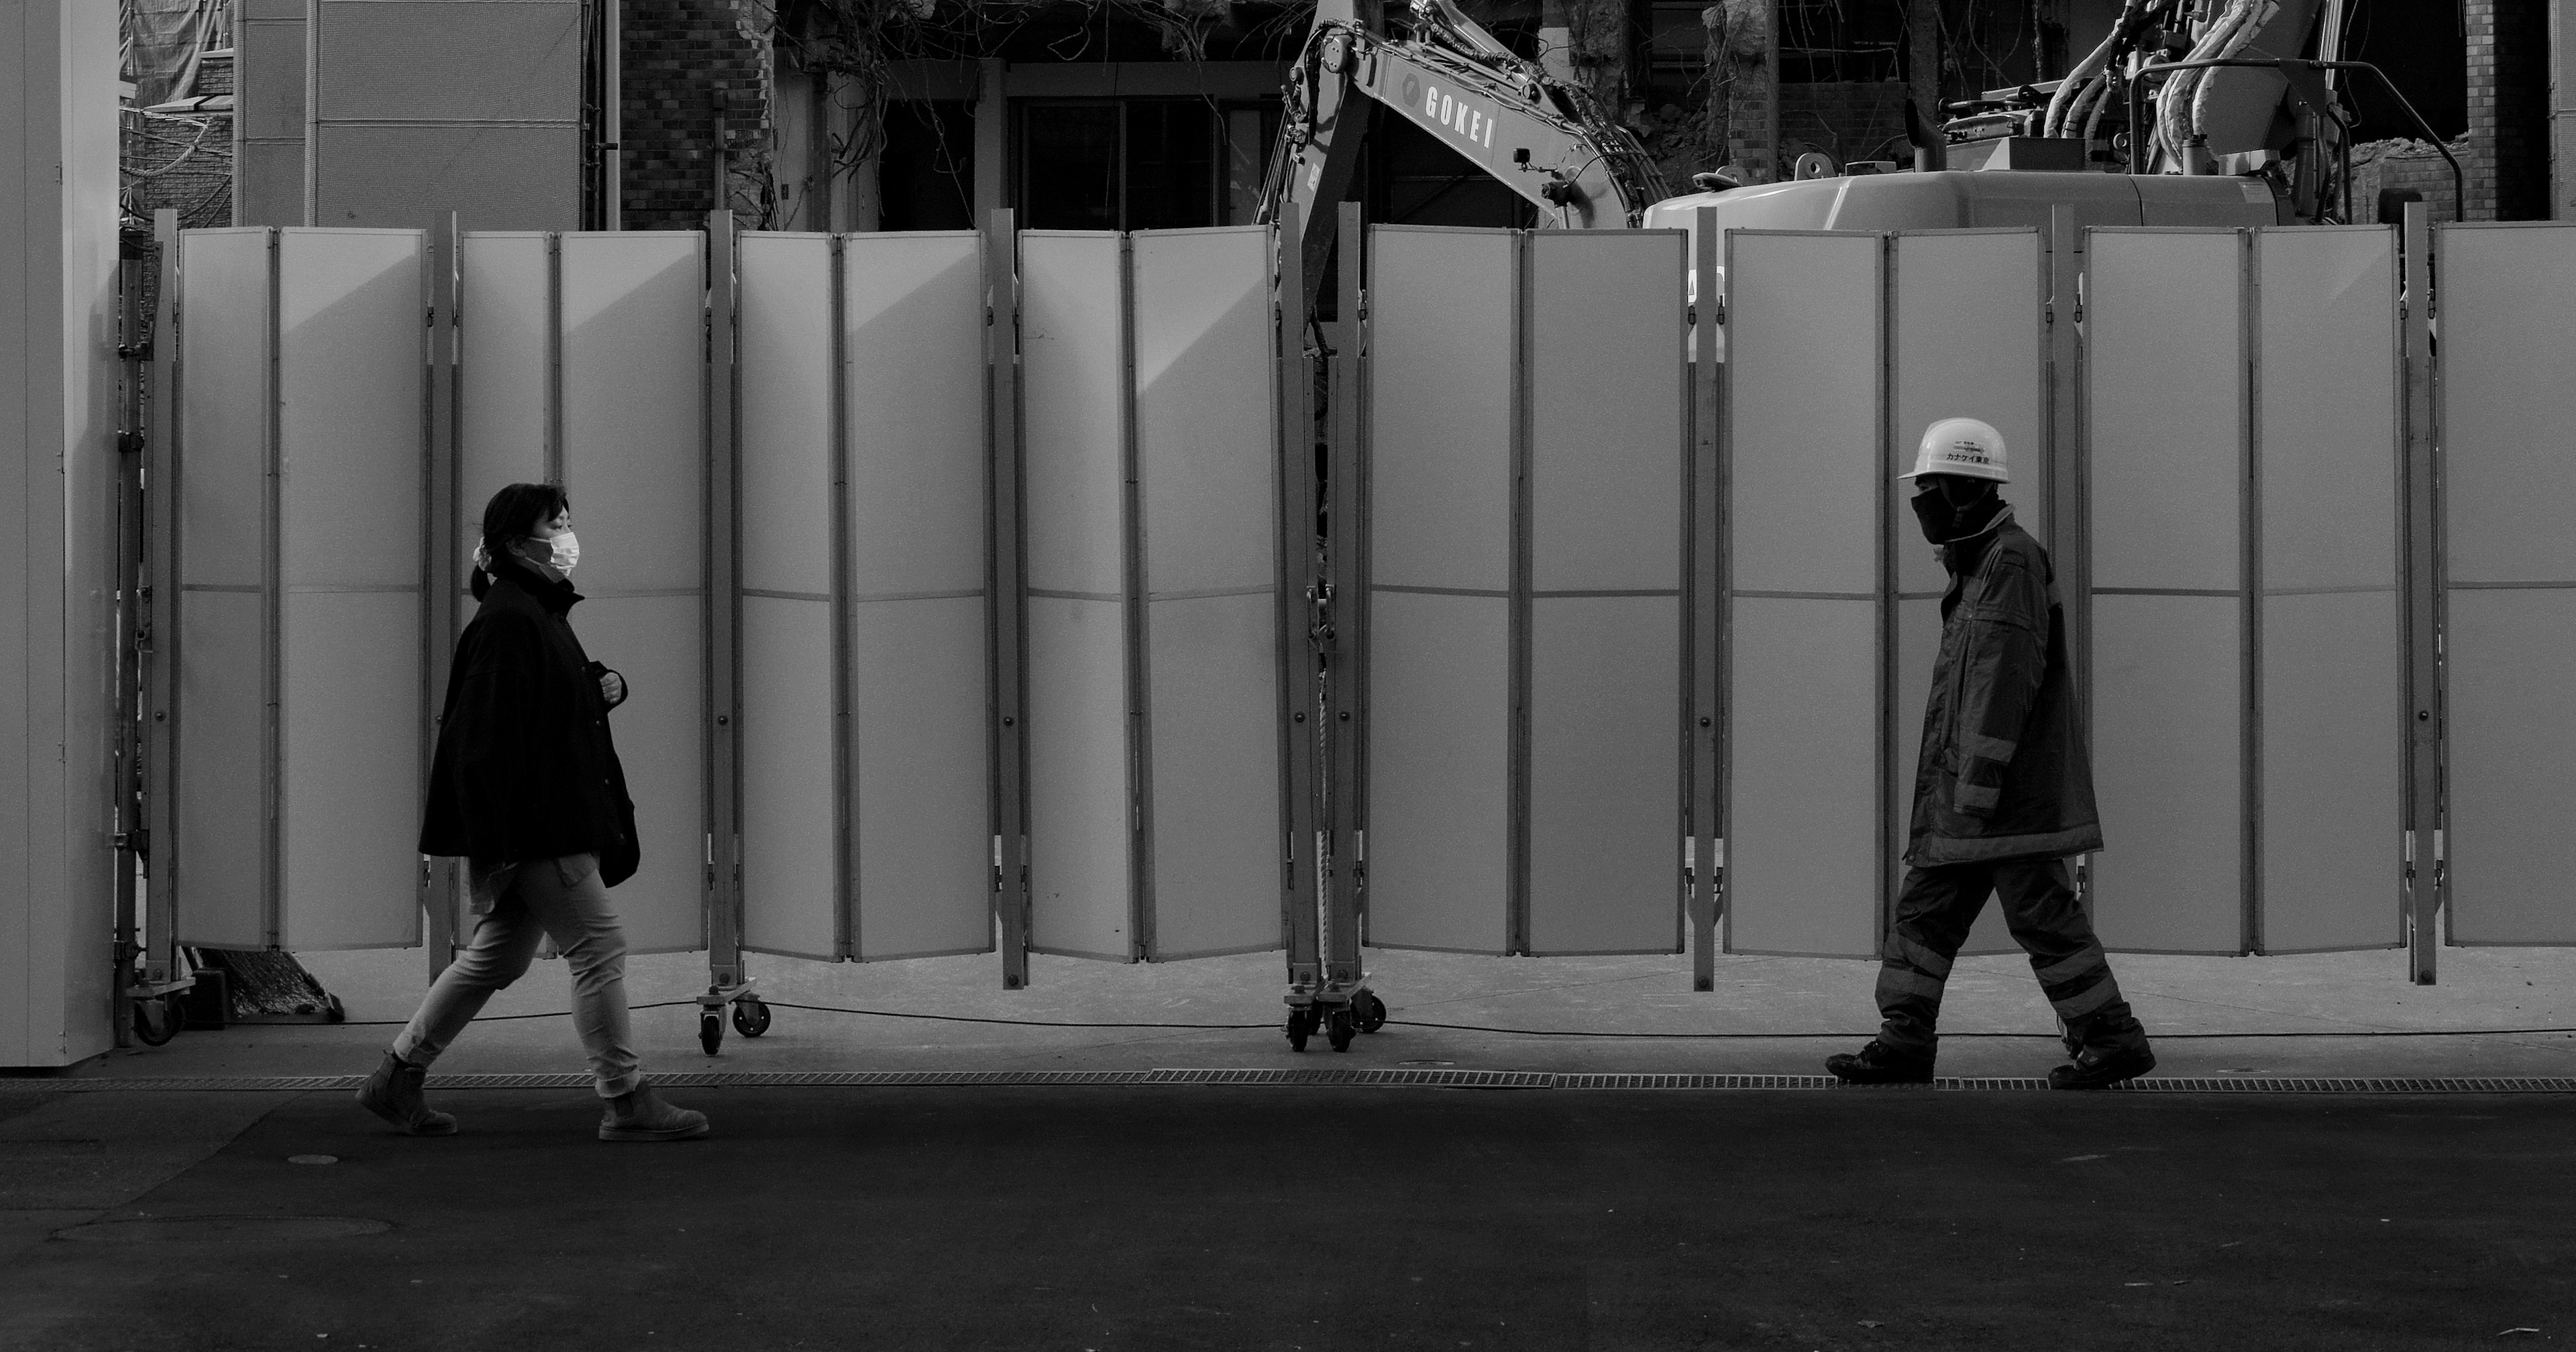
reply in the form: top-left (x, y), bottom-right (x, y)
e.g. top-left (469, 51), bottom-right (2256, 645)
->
top-left (419, 561), bottom-right (639, 885)
top-left (1905, 510), bottom-right (2103, 866)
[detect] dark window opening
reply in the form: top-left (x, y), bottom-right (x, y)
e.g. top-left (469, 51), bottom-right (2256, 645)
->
top-left (1018, 99), bottom-right (1281, 231)
top-left (1125, 101), bottom-right (1218, 229)
top-left (879, 101), bottom-right (975, 231)
top-left (1022, 102), bottom-right (1124, 229)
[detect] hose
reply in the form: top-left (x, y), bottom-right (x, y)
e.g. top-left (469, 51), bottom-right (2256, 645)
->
top-left (2044, 40), bottom-right (2115, 137)
top-left (2188, 0), bottom-right (2280, 153)
top-left (2060, 71), bottom-right (2112, 144)
top-left (2047, 0), bottom-right (2149, 137)
top-left (2157, 0), bottom-right (2269, 166)
top-left (2080, 71), bottom-right (2121, 153)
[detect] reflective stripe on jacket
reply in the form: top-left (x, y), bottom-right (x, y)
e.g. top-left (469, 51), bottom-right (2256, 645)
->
top-left (1906, 512), bottom-right (2103, 866)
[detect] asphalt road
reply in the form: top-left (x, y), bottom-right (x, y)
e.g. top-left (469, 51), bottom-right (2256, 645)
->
top-left (1, 1085), bottom-right (2568, 1351)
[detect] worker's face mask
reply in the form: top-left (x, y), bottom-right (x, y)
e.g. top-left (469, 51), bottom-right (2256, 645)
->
top-left (1910, 483), bottom-right (1960, 544)
top-left (521, 530), bottom-right (580, 574)
top-left (1910, 478), bottom-right (1994, 545)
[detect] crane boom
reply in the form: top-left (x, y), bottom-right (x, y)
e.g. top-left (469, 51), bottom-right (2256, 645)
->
top-left (1258, 0), bottom-right (1670, 296)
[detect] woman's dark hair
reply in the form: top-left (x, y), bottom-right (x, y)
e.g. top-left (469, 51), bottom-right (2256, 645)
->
top-left (470, 481), bottom-right (570, 600)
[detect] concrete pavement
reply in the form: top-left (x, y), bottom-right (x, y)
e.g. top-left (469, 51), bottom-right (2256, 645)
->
top-left (6, 943), bottom-right (2574, 1350)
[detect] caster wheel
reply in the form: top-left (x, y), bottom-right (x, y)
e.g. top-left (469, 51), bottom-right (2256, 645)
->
top-left (1357, 991), bottom-right (1387, 1033)
top-left (698, 1010), bottom-right (723, 1056)
top-left (1326, 1008), bottom-right (1356, 1052)
top-left (131, 997), bottom-right (177, 1047)
top-left (732, 997), bottom-right (771, 1038)
top-left (1285, 1008), bottom-right (1312, 1053)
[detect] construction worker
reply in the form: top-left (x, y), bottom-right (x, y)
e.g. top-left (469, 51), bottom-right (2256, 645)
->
top-left (1827, 418), bottom-right (2155, 1090)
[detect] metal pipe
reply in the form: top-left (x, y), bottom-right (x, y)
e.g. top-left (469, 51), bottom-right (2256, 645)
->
top-left (2128, 58), bottom-right (2464, 223)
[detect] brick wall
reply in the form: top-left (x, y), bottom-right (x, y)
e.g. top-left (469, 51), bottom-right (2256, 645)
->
top-left (123, 52), bottom-right (233, 229)
top-left (2348, 138), bottom-right (2464, 224)
top-left (1701, 0), bottom-right (1780, 182)
top-left (2463, 0), bottom-right (2551, 221)
top-left (621, 0), bottom-right (771, 230)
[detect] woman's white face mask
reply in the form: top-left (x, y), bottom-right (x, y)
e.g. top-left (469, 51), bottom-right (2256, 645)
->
top-left (508, 526), bottom-right (578, 575)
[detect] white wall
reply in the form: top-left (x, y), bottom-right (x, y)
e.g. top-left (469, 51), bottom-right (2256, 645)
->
top-left (1, 0), bottom-right (122, 1068)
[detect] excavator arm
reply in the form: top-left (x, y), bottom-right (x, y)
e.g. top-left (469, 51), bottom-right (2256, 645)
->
top-left (1258, 0), bottom-right (1670, 295)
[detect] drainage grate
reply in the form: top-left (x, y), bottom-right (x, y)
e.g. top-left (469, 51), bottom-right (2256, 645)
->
top-left (5, 1070), bottom-right (2574, 1094)
top-left (1150, 1067), bottom-right (1557, 1089)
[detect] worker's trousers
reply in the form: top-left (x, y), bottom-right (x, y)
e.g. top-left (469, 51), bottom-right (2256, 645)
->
top-left (1873, 857), bottom-right (2147, 1057)
top-left (391, 852), bottom-right (643, 1098)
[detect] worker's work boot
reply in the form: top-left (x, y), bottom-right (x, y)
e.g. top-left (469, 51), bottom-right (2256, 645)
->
top-left (2047, 1043), bottom-right (2156, 1091)
top-left (597, 1080), bottom-right (710, 1142)
top-left (355, 1050), bottom-right (458, 1136)
top-left (1825, 1040), bottom-right (1935, 1084)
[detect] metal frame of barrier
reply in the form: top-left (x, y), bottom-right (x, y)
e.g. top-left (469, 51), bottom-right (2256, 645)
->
top-left (2433, 218), bottom-right (2576, 956)
top-left (2083, 223), bottom-right (2408, 959)
top-left (156, 223), bottom-right (435, 958)
top-left (1719, 227), bottom-right (1895, 960)
top-left (127, 206), bottom-right (2558, 1061)
top-left (1719, 219), bottom-right (2429, 974)
top-left (1352, 217), bottom-right (1695, 966)
top-left (443, 223), bottom-right (717, 968)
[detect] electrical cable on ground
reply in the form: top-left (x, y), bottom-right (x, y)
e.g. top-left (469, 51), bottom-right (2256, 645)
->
top-left (331, 999), bottom-right (2576, 1040)
top-left (336, 999), bottom-right (700, 1027)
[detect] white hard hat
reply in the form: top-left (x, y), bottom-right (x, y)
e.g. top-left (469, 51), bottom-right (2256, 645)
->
top-left (1900, 417), bottom-right (2009, 483)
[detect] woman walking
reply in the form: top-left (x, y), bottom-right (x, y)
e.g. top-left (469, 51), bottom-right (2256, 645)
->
top-left (357, 482), bottom-right (709, 1141)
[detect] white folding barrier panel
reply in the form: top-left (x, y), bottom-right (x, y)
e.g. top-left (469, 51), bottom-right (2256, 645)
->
top-left (734, 230), bottom-right (993, 962)
top-left (1525, 230), bottom-right (1688, 955)
top-left (1020, 231), bottom-right (1134, 960)
top-left (172, 227), bottom-right (429, 951)
top-left (454, 233), bottom-right (547, 539)
top-left (2253, 227), bottom-right (2402, 952)
top-left (2086, 230), bottom-right (2249, 954)
top-left (1364, 226), bottom-right (1515, 954)
top-left (1721, 231), bottom-right (1886, 958)
top-left (1363, 225), bottom-right (1690, 956)
top-left (2086, 226), bottom-right (2403, 954)
top-left (1018, 227), bottom-right (1287, 961)
top-left (1132, 227), bottom-right (1285, 960)
top-left (2440, 223), bottom-right (2576, 945)
top-left (841, 233), bottom-right (994, 960)
top-left (453, 230), bottom-right (708, 954)
top-left (735, 233), bottom-right (837, 959)
top-left (1722, 229), bottom-right (2047, 958)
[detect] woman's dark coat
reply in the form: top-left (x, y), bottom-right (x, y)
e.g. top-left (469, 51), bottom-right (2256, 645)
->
top-left (1905, 512), bottom-right (2104, 866)
top-left (418, 560), bottom-right (640, 885)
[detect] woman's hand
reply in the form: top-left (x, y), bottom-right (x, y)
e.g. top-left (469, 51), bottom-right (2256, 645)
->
top-left (599, 670), bottom-right (625, 706)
